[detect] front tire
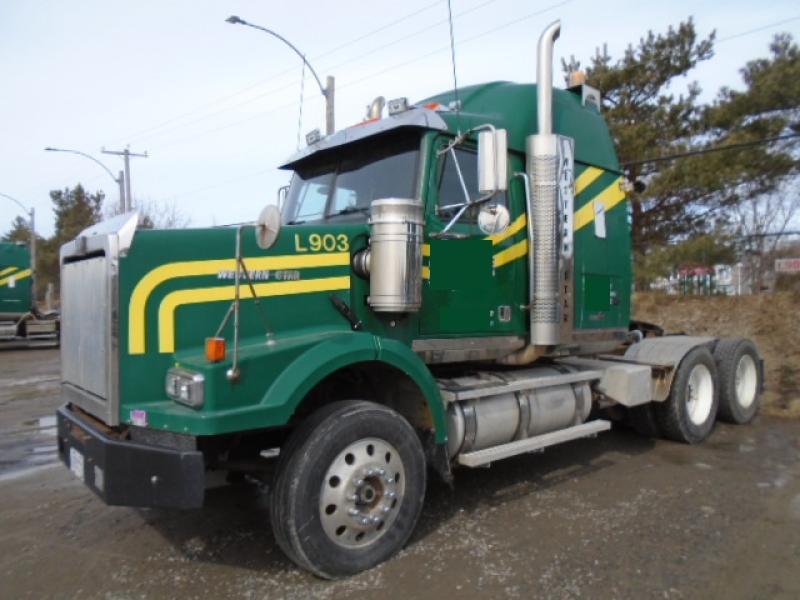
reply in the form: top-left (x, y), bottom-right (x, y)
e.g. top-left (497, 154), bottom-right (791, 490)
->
top-left (655, 346), bottom-right (719, 444)
top-left (270, 401), bottom-right (426, 579)
top-left (714, 338), bottom-right (761, 424)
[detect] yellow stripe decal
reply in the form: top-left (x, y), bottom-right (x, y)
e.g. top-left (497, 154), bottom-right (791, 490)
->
top-left (422, 265), bottom-right (430, 280)
top-left (493, 239), bottom-right (528, 269)
top-left (485, 213), bottom-right (527, 246)
top-left (129, 252), bottom-right (349, 354)
top-left (574, 178), bottom-right (626, 231)
top-left (575, 166), bottom-right (604, 195)
top-left (158, 275), bottom-right (351, 353)
top-left (0, 266), bottom-right (18, 277)
top-left (422, 244), bottom-right (430, 257)
top-left (0, 268), bottom-right (31, 287)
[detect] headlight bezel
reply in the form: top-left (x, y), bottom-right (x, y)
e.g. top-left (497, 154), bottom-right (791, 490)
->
top-left (165, 367), bottom-right (205, 409)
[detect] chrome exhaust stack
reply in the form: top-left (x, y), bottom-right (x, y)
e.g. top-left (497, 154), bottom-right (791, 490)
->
top-left (536, 21), bottom-right (560, 136)
top-left (528, 20), bottom-right (561, 347)
top-left (499, 20), bottom-right (565, 366)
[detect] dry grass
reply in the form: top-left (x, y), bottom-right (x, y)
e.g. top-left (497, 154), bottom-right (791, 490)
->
top-left (633, 291), bottom-right (800, 418)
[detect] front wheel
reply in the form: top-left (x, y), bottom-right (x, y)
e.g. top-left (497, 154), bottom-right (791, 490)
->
top-left (270, 401), bottom-right (426, 579)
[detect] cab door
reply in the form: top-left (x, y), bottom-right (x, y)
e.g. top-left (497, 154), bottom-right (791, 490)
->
top-left (419, 138), bottom-right (527, 337)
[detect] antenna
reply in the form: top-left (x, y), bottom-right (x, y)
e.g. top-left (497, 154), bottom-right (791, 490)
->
top-left (446, 0), bottom-right (463, 135)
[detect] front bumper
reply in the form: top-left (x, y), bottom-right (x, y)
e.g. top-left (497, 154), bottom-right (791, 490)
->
top-left (57, 404), bottom-right (205, 509)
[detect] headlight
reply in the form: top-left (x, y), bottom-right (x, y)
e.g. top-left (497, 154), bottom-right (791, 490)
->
top-left (165, 368), bottom-right (205, 408)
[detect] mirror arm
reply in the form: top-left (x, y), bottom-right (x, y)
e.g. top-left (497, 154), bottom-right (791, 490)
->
top-left (439, 192), bottom-right (496, 234)
top-left (449, 147), bottom-right (471, 207)
top-left (277, 185), bottom-right (289, 211)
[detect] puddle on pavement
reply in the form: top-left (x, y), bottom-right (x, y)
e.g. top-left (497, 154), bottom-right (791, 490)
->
top-left (1, 415), bottom-right (60, 482)
top-left (22, 415), bottom-right (56, 430)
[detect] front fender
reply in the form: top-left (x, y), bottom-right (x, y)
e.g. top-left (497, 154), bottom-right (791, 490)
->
top-left (261, 332), bottom-right (447, 443)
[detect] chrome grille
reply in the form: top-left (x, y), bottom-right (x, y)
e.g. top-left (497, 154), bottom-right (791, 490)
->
top-left (61, 256), bottom-right (112, 399)
top-left (59, 213), bottom-right (137, 426)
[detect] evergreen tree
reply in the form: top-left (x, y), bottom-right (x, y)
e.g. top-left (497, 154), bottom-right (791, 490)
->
top-left (565, 22), bottom-right (800, 288)
top-left (50, 184), bottom-right (104, 247)
top-left (32, 185), bottom-right (106, 297)
top-left (1, 216), bottom-right (33, 243)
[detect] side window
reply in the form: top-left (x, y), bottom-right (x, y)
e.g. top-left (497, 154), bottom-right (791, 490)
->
top-left (294, 179), bottom-right (330, 222)
top-left (437, 147), bottom-right (506, 224)
top-left (330, 186), bottom-right (358, 213)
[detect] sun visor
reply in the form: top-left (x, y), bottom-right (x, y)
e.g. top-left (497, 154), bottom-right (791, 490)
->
top-left (280, 107), bottom-right (448, 170)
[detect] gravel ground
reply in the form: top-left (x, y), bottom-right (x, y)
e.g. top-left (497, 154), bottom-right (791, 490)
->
top-left (2, 348), bottom-right (800, 599)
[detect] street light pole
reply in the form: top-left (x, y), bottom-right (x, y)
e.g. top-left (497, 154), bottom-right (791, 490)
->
top-left (0, 192), bottom-right (37, 303)
top-left (225, 15), bottom-right (335, 135)
top-left (45, 147), bottom-right (126, 212)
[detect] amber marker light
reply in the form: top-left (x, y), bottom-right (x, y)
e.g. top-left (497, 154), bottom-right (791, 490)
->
top-left (205, 337), bottom-right (226, 362)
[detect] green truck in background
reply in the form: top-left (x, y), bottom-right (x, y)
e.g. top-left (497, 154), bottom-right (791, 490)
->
top-left (57, 21), bottom-right (764, 578)
top-left (0, 242), bottom-right (58, 346)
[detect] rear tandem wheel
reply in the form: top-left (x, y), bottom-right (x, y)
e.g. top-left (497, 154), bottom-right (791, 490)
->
top-left (655, 346), bottom-right (719, 444)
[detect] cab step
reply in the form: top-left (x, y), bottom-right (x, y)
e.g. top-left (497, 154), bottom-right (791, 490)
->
top-left (456, 419), bottom-right (612, 467)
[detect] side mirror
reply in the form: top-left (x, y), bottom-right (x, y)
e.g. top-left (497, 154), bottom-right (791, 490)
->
top-left (255, 205), bottom-right (282, 250)
top-left (477, 203), bottom-right (511, 235)
top-left (477, 129), bottom-right (508, 194)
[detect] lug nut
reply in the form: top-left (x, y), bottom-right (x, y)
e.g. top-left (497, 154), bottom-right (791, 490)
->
top-left (360, 517), bottom-right (369, 526)
top-left (355, 479), bottom-right (364, 487)
top-left (382, 506), bottom-right (391, 514)
top-left (386, 491), bottom-right (396, 498)
top-left (348, 508), bottom-right (359, 517)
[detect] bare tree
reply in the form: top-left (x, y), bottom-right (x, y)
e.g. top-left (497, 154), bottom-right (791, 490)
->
top-left (105, 198), bottom-right (191, 229)
top-left (732, 179), bottom-right (800, 292)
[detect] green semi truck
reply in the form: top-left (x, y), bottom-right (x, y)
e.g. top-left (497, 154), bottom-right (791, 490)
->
top-left (0, 242), bottom-right (58, 346)
top-left (57, 21), bottom-right (763, 578)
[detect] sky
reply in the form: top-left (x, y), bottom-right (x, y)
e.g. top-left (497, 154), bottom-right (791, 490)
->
top-left (1, 0), bottom-right (798, 238)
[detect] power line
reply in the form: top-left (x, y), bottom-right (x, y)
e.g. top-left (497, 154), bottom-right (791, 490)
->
top-left (338, 0), bottom-right (573, 92)
top-left (115, 0), bottom-right (501, 148)
top-left (147, 0), bottom-right (572, 153)
top-left (157, 167), bottom-right (276, 203)
top-left (717, 15), bottom-right (800, 44)
top-left (106, 0), bottom-right (446, 146)
top-left (622, 134), bottom-right (800, 168)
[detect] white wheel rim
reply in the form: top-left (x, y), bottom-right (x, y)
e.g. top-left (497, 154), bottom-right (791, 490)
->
top-left (686, 364), bottom-right (714, 426)
top-left (735, 354), bottom-right (758, 409)
top-left (318, 437), bottom-right (406, 549)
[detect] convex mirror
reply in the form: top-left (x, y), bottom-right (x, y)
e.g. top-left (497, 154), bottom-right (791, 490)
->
top-left (477, 203), bottom-right (511, 235)
top-left (255, 204), bottom-right (282, 249)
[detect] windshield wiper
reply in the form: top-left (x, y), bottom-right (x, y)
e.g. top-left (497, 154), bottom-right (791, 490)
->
top-left (328, 206), bottom-right (369, 217)
top-left (286, 219), bottom-right (306, 225)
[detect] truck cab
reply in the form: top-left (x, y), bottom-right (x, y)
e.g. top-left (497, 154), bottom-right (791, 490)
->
top-left (56, 21), bottom-right (763, 579)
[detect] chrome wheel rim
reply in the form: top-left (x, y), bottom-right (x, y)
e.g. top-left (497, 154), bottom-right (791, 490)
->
top-left (686, 363), bottom-right (714, 426)
top-left (319, 437), bottom-right (406, 549)
top-left (735, 354), bottom-right (758, 409)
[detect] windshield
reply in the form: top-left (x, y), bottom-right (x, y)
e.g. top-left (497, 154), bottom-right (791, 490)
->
top-left (283, 130), bottom-right (421, 225)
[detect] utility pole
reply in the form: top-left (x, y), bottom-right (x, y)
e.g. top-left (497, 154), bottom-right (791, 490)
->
top-left (117, 171), bottom-right (126, 213)
top-left (102, 146), bottom-right (148, 211)
top-left (325, 75), bottom-right (335, 135)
